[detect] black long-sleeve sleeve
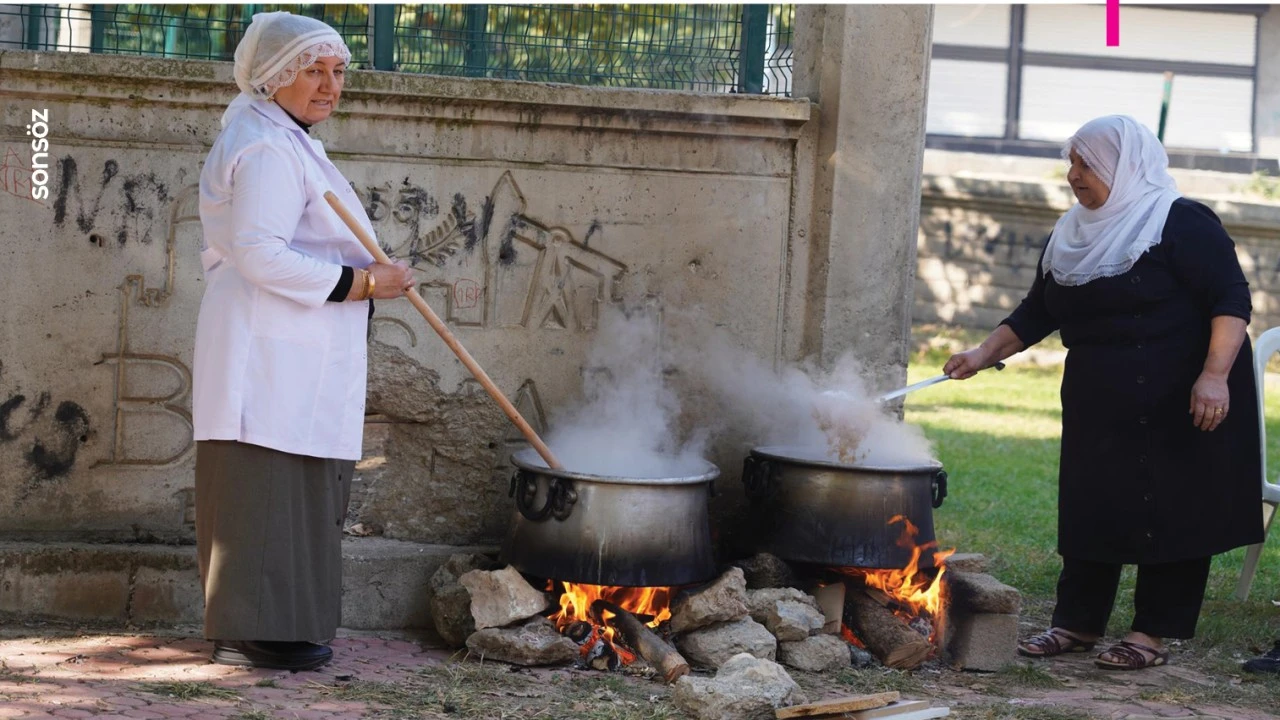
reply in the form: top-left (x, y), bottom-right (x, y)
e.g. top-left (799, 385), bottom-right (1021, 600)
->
top-left (1001, 245), bottom-right (1060, 348)
top-left (1165, 200), bottom-right (1251, 322)
top-left (326, 266), bottom-right (355, 302)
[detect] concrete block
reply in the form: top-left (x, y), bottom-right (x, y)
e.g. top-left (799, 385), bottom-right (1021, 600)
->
top-left (0, 568), bottom-right (129, 621)
top-left (948, 571), bottom-right (1021, 615)
top-left (0, 543), bottom-right (137, 621)
top-left (944, 553), bottom-right (989, 574)
top-left (130, 565), bottom-right (202, 625)
top-left (947, 612), bottom-right (1018, 672)
top-left (0, 539), bottom-right (495, 631)
top-left (341, 538), bottom-right (495, 631)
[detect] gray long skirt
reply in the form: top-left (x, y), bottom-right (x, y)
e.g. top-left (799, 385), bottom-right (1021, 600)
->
top-left (195, 440), bottom-right (353, 642)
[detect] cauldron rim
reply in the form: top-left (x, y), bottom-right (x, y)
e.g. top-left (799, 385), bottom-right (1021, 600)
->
top-left (511, 448), bottom-right (720, 486)
top-left (750, 445), bottom-right (942, 474)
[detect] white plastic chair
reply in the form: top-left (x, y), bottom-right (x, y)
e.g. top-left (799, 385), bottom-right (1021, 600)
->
top-left (1234, 326), bottom-right (1280, 601)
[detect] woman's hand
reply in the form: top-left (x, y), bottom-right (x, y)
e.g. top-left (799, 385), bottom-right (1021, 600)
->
top-left (366, 261), bottom-right (415, 300)
top-left (943, 347), bottom-right (992, 380)
top-left (1189, 371), bottom-right (1231, 431)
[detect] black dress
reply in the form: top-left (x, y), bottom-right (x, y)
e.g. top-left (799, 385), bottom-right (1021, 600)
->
top-left (1004, 198), bottom-right (1264, 564)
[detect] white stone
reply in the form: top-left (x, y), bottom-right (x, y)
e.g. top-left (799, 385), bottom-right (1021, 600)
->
top-left (778, 634), bottom-right (852, 673)
top-left (669, 567), bottom-right (749, 634)
top-left (747, 587), bottom-right (826, 642)
top-left (458, 566), bottom-right (548, 630)
top-left (677, 617), bottom-right (777, 669)
top-left (672, 653), bottom-right (807, 720)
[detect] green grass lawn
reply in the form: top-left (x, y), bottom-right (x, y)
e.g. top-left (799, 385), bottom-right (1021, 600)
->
top-left (905, 327), bottom-right (1280, 668)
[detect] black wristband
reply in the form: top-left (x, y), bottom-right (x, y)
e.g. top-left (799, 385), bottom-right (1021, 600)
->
top-left (327, 266), bottom-right (355, 302)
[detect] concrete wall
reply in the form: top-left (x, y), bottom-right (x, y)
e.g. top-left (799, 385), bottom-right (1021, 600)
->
top-left (0, 49), bottom-right (815, 546)
top-left (0, 5), bottom-right (936, 626)
top-left (914, 169), bottom-right (1280, 336)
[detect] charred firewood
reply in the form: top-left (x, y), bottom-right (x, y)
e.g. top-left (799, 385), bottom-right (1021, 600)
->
top-left (590, 599), bottom-right (690, 683)
top-left (844, 589), bottom-right (934, 670)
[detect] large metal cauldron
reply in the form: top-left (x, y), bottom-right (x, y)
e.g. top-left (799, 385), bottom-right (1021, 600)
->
top-left (742, 445), bottom-right (947, 569)
top-left (501, 449), bottom-right (720, 587)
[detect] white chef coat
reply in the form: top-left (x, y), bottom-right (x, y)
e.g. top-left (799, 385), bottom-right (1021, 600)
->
top-left (193, 98), bottom-right (375, 461)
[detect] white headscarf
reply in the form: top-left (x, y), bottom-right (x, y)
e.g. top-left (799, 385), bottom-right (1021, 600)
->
top-left (221, 11), bottom-right (351, 128)
top-left (1041, 115), bottom-right (1181, 286)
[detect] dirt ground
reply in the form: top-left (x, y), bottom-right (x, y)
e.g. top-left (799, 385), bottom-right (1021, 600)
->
top-left (1, 622), bottom-right (1277, 720)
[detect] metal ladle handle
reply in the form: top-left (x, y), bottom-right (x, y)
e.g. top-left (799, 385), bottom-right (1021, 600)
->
top-left (876, 361), bottom-right (1006, 404)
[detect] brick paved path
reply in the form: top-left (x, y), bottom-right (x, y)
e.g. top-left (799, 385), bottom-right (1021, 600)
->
top-left (0, 631), bottom-right (449, 719)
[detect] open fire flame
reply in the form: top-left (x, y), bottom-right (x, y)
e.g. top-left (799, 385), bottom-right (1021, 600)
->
top-left (837, 514), bottom-right (954, 645)
top-left (548, 582), bottom-right (673, 666)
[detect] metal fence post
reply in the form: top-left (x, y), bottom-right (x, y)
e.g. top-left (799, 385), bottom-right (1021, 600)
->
top-left (372, 4), bottom-right (395, 71)
top-left (464, 4), bottom-right (488, 77)
top-left (1157, 71), bottom-right (1174, 143)
top-left (89, 4), bottom-right (105, 53)
top-left (738, 4), bottom-right (767, 93)
top-left (25, 4), bottom-right (45, 50)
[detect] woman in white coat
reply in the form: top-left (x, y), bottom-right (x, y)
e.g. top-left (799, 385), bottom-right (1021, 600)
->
top-left (194, 12), bottom-right (414, 671)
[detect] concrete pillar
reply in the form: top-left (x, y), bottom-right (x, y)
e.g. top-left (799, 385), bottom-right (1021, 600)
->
top-left (1256, 6), bottom-right (1280, 159)
top-left (793, 4), bottom-right (934, 391)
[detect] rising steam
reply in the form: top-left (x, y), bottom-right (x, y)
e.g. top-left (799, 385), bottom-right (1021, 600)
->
top-left (543, 309), bottom-right (934, 476)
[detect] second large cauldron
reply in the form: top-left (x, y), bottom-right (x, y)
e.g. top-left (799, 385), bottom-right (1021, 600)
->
top-left (742, 445), bottom-right (948, 569)
top-left (501, 449), bottom-right (720, 587)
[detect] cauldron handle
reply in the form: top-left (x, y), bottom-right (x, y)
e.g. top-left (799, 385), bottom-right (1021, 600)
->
top-left (510, 470), bottom-right (572, 522)
top-left (742, 456), bottom-right (777, 501)
top-left (932, 469), bottom-right (948, 509)
top-left (512, 468), bottom-right (558, 517)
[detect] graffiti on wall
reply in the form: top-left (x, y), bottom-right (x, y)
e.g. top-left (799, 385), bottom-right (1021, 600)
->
top-left (92, 184), bottom-right (199, 469)
top-left (0, 146), bottom-right (49, 207)
top-left (18, 160), bottom-right (627, 498)
top-left (54, 157), bottom-right (172, 247)
top-left (355, 171), bottom-right (627, 334)
top-left (0, 361), bottom-right (92, 499)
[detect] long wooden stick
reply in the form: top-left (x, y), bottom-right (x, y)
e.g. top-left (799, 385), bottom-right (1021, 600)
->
top-left (324, 190), bottom-right (563, 470)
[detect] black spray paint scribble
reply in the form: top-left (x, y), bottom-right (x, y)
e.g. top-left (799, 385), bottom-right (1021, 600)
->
top-left (452, 193), bottom-right (480, 253)
top-left (478, 196), bottom-right (495, 248)
top-left (0, 391), bottom-right (50, 441)
top-left (584, 219), bottom-right (602, 247)
top-left (0, 377), bottom-right (90, 498)
top-left (54, 157), bottom-right (170, 245)
top-left (25, 401), bottom-right (91, 484)
top-left (497, 215), bottom-right (523, 265)
top-left (355, 182), bottom-right (444, 265)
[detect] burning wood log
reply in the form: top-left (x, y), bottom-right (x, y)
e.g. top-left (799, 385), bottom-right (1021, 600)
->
top-left (591, 599), bottom-right (690, 683)
top-left (844, 589), bottom-right (934, 670)
top-left (564, 620), bottom-right (620, 671)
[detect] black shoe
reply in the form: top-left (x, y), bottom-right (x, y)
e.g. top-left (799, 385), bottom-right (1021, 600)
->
top-left (212, 640), bottom-right (333, 671)
top-left (1243, 641), bottom-right (1280, 674)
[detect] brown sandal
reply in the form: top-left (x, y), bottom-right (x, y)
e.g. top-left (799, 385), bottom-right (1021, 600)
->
top-left (1094, 640), bottom-right (1170, 670)
top-left (1017, 628), bottom-right (1096, 658)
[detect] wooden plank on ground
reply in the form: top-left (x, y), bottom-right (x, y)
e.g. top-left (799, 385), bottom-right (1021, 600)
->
top-left (776, 691), bottom-right (900, 718)
top-left (844, 706), bottom-right (947, 720)
top-left (843, 700), bottom-right (931, 718)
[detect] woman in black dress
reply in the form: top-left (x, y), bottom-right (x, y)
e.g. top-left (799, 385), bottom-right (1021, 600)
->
top-left (944, 115), bottom-right (1263, 670)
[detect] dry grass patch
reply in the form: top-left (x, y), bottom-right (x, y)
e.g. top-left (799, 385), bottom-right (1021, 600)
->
top-left (326, 659), bottom-right (681, 719)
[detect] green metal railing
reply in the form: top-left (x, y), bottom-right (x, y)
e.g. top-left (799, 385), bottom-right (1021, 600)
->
top-left (1, 3), bottom-right (795, 96)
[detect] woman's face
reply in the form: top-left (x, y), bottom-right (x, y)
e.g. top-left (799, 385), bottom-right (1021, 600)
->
top-left (273, 55), bottom-right (345, 125)
top-left (1066, 149), bottom-right (1111, 210)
